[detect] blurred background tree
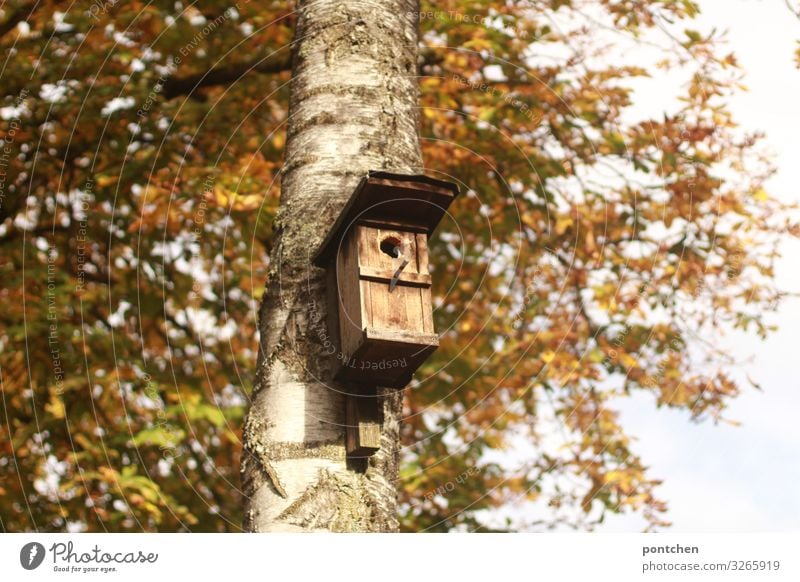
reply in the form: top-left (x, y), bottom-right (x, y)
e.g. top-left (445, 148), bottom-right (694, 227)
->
top-left (0, 0), bottom-right (794, 531)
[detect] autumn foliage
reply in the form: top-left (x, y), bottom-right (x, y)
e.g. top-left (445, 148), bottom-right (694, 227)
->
top-left (0, 0), bottom-right (794, 531)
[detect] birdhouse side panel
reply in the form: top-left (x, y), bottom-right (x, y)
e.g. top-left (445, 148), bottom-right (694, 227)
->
top-left (420, 285), bottom-right (434, 334)
top-left (415, 232), bottom-right (434, 334)
top-left (335, 232), bottom-right (364, 361)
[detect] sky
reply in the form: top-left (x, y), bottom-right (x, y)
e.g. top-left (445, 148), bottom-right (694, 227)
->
top-left (600, 0), bottom-right (800, 532)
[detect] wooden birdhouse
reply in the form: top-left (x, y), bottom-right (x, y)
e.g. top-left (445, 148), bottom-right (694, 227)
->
top-left (314, 171), bottom-right (459, 390)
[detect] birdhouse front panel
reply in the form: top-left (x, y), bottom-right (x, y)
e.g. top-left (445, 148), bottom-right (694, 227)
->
top-left (333, 225), bottom-right (437, 387)
top-left (356, 226), bottom-right (432, 333)
top-left (314, 171), bottom-right (459, 388)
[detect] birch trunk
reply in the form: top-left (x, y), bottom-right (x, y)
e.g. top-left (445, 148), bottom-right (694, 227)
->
top-left (241, 0), bottom-right (422, 532)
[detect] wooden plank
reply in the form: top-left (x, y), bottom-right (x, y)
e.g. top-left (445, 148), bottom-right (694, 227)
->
top-left (364, 327), bottom-right (439, 347)
top-left (345, 388), bottom-right (381, 457)
top-left (367, 275), bottom-right (433, 335)
top-left (401, 283), bottom-right (423, 334)
top-left (413, 233), bottom-right (434, 334)
top-left (360, 278), bottom-right (373, 329)
top-left (357, 225), bottom-right (374, 268)
top-left (358, 266), bottom-right (432, 287)
top-left (335, 329), bottom-right (438, 388)
top-left (325, 266), bottom-right (343, 378)
top-left (415, 233), bottom-right (429, 274)
top-left (368, 278), bottom-right (395, 330)
top-left (357, 217), bottom-right (428, 233)
top-left (420, 285), bottom-right (434, 334)
top-left (367, 174), bottom-right (458, 199)
top-left (337, 231), bottom-right (363, 360)
top-left (400, 230), bottom-right (419, 274)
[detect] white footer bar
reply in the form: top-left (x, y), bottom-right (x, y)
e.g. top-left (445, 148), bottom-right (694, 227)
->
top-left (1, 533), bottom-right (798, 581)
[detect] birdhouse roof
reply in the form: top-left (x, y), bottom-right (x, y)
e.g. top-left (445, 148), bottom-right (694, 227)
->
top-left (313, 171), bottom-right (459, 267)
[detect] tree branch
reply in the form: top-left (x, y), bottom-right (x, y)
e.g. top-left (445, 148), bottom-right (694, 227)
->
top-left (162, 54), bottom-right (291, 100)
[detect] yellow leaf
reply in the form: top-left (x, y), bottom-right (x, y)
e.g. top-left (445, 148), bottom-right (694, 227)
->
top-left (213, 185), bottom-right (231, 207)
top-left (96, 174), bottom-right (117, 187)
top-left (555, 216), bottom-right (572, 235)
top-left (46, 395), bottom-right (65, 419)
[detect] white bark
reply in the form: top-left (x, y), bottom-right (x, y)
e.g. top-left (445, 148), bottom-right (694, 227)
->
top-left (242, 0), bottom-right (422, 532)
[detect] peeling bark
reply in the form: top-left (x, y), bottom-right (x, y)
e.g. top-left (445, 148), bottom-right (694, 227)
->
top-left (241, 0), bottom-right (422, 532)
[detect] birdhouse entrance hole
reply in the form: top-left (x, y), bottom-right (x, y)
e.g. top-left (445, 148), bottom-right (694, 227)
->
top-left (379, 236), bottom-right (403, 258)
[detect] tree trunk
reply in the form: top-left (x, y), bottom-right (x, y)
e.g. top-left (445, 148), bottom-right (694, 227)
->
top-left (241, 0), bottom-right (422, 532)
